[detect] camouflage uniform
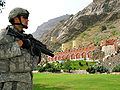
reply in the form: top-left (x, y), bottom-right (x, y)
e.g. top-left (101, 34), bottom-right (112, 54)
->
top-left (0, 8), bottom-right (39, 90)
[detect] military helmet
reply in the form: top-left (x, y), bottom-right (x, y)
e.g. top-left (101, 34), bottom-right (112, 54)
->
top-left (8, 7), bottom-right (29, 21)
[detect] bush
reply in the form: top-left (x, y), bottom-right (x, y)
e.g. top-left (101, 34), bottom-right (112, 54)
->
top-left (60, 20), bottom-right (65, 24)
top-left (74, 67), bottom-right (76, 70)
top-left (96, 66), bottom-right (108, 73)
top-left (110, 29), bottom-right (117, 35)
top-left (79, 62), bottom-right (83, 66)
top-left (47, 68), bottom-right (53, 72)
top-left (101, 25), bottom-right (107, 31)
top-left (108, 25), bottom-right (115, 29)
top-left (47, 67), bottom-right (61, 72)
top-left (86, 66), bottom-right (95, 74)
top-left (63, 60), bottom-right (72, 72)
top-left (87, 27), bottom-right (91, 31)
top-left (108, 7), bottom-right (113, 12)
top-left (112, 65), bottom-right (120, 72)
top-left (70, 14), bottom-right (74, 17)
top-left (81, 32), bottom-right (87, 38)
top-left (45, 63), bottom-right (49, 68)
top-left (63, 69), bottom-right (66, 72)
top-left (86, 66), bottom-right (108, 74)
top-left (38, 61), bottom-right (96, 73)
top-left (38, 66), bottom-right (45, 72)
top-left (86, 62), bottom-right (88, 66)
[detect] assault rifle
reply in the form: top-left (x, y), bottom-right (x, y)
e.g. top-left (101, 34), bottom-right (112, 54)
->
top-left (6, 26), bottom-right (54, 63)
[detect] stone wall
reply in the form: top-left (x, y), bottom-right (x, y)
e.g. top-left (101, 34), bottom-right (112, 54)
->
top-left (101, 45), bottom-right (116, 56)
top-left (102, 52), bottom-right (120, 72)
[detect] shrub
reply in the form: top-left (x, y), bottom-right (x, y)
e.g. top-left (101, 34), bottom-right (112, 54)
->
top-left (56, 68), bottom-right (61, 72)
top-left (60, 20), bottom-right (65, 24)
top-left (110, 29), bottom-right (117, 35)
top-left (108, 7), bottom-right (113, 12)
top-left (96, 66), bottom-right (108, 73)
top-left (86, 65), bottom-right (108, 74)
top-left (60, 63), bottom-right (63, 69)
top-left (64, 60), bottom-right (72, 72)
top-left (81, 32), bottom-right (87, 38)
top-left (86, 62), bottom-right (88, 66)
top-left (112, 65), bottom-right (120, 72)
top-left (108, 25), bottom-right (115, 29)
top-left (86, 66), bottom-right (95, 74)
top-left (70, 14), bottom-right (74, 17)
top-left (79, 62), bottom-right (83, 66)
top-left (48, 68), bottom-right (53, 72)
top-left (74, 67), bottom-right (76, 70)
top-left (87, 27), bottom-right (91, 31)
top-left (101, 25), bottom-right (107, 31)
top-left (63, 69), bottom-right (66, 72)
top-left (38, 66), bottom-right (45, 72)
top-left (45, 63), bottom-right (52, 68)
top-left (102, 35), bottom-right (108, 40)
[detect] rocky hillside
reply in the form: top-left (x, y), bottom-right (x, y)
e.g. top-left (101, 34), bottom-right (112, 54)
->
top-left (32, 14), bottom-right (69, 40)
top-left (39, 0), bottom-right (120, 51)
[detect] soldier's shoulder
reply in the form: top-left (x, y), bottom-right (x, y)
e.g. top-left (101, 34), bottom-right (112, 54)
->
top-left (0, 25), bottom-right (14, 41)
top-left (0, 28), bottom-right (8, 40)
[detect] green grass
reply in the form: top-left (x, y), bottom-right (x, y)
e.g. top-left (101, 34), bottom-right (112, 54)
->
top-left (33, 73), bottom-right (120, 90)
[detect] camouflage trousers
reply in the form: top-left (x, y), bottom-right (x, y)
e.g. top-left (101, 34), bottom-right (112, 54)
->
top-left (0, 81), bottom-right (33, 90)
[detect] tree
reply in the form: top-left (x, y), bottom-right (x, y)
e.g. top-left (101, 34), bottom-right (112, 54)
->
top-left (0, 0), bottom-right (5, 13)
top-left (64, 60), bottom-right (72, 72)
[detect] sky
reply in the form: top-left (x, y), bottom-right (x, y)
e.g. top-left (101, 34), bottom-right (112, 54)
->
top-left (0, 0), bottom-right (93, 34)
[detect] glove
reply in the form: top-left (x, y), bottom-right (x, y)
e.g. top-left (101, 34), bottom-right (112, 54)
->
top-left (22, 39), bottom-right (31, 49)
top-left (17, 40), bottom-right (23, 47)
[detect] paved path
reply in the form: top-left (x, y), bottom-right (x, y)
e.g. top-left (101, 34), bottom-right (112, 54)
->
top-left (33, 70), bottom-right (120, 74)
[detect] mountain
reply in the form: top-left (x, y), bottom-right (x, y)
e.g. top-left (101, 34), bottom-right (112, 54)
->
top-left (40, 0), bottom-right (120, 51)
top-left (32, 14), bottom-right (70, 40)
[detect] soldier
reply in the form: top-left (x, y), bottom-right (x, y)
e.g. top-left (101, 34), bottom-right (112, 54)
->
top-left (0, 7), bottom-right (39, 90)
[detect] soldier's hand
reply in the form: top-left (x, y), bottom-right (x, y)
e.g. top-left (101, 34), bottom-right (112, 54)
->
top-left (17, 40), bottom-right (23, 47)
top-left (22, 39), bottom-right (31, 49)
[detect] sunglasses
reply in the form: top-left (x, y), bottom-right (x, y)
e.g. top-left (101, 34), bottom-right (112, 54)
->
top-left (22, 15), bottom-right (28, 19)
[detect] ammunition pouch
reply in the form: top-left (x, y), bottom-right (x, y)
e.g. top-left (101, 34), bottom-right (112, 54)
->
top-left (0, 52), bottom-right (33, 73)
top-left (9, 51), bottom-right (33, 73)
top-left (0, 59), bottom-right (9, 72)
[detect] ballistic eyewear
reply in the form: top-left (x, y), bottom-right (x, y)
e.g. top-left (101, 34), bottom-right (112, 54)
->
top-left (22, 15), bottom-right (28, 19)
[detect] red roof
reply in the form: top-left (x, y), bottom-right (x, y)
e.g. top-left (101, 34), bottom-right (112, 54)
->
top-left (101, 39), bottom-right (115, 46)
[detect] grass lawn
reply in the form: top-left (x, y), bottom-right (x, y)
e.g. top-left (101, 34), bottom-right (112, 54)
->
top-left (33, 73), bottom-right (120, 90)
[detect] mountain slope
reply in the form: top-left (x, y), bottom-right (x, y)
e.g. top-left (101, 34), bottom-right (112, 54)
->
top-left (32, 14), bottom-right (70, 40)
top-left (39, 0), bottom-right (120, 51)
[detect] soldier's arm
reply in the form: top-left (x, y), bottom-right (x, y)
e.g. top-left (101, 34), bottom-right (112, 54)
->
top-left (32, 56), bottom-right (39, 70)
top-left (0, 41), bottom-right (22, 59)
top-left (0, 28), bottom-right (22, 59)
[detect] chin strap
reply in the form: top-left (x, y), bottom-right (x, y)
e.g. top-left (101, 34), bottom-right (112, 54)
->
top-left (13, 15), bottom-right (28, 29)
